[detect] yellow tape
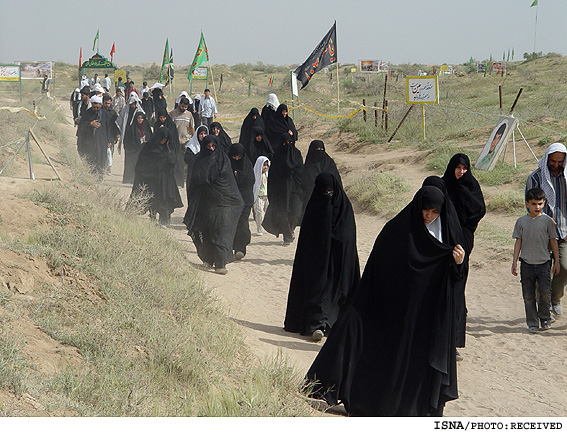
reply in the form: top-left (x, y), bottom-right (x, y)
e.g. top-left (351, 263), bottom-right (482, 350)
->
top-left (294, 105), bottom-right (363, 119)
top-left (0, 106), bottom-right (45, 119)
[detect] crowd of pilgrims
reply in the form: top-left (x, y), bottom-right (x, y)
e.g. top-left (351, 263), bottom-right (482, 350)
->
top-left (71, 77), bottom-right (487, 417)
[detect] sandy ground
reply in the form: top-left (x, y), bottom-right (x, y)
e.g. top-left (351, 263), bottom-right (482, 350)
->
top-left (2, 104), bottom-right (567, 417)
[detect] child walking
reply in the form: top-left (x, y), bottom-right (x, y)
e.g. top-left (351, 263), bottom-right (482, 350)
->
top-left (512, 188), bottom-right (560, 333)
top-left (253, 156), bottom-right (270, 235)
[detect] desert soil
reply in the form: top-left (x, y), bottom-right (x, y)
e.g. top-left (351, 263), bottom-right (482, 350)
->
top-left (1, 103), bottom-right (566, 416)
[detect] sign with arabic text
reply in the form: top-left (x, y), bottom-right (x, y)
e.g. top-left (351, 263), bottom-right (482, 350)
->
top-left (191, 67), bottom-right (208, 80)
top-left (0, 64), bottom-right (21, 82)
top-left (406, 76), bottom-right (439, 104)
top-left (81, 53), bottom-right (117, 70)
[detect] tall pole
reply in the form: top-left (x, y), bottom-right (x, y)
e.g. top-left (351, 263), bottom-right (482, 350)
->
top-left (208, 60), bottom-right (219, 104)
top-left (336, 61), bottom-right (340, 113)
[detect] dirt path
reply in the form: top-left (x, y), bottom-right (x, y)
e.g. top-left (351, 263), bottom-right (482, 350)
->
top-left (98, 118), bottom-right (567, 417)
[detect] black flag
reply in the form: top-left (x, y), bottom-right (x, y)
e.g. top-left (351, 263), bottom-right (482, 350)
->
top-left (294, 22), bottom-right (337, 89)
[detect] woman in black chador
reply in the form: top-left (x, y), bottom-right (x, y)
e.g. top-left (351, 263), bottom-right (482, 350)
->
top-left (154, 109), bottom-right (183, 187)
top-left (123, 112), bottom-right (153, 184)
top-left (264, 104), bottom-right (298, 151)
top-left (247, 126), bottom-right (273, 163)
top-left (239, 108), bottom-right (264, 150)
top-left (300, 140), bottom-right (342, 220)
top-left (284, 173), bottom-right (360, 341)
top-left (183, 135), bottom-right (244, 275)
top-left (306, 185), bottom-right (466, 416)
top-left (130, 127), bottom-right (183, 227)
top-left (262, 133), bottom-right (304, 245)
top-left (228, 143), bottom-right (256, 260)
top-left (209, 121), bottom-right (232, 154)
top-left (442, 153), bottom-right (485, 353)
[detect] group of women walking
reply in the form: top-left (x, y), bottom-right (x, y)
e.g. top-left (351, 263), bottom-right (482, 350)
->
top-left (288, 153), bottom-right (485, 417)
top-left (126, 90), bottom-right (487, 416)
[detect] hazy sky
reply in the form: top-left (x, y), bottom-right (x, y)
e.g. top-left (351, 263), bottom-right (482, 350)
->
top-left (1, 0), bottom-right (566, 66)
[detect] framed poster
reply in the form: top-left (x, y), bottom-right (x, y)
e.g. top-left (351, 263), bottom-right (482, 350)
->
top-left (16, 61), bottom-right (53, 79)
top-left (406, 76), bottom-right (439, 104)
top-left (191, 67), bottom-right (208, 80)
top-left (0, 64), bottom-right (21, 81)
top-left (475, 116), bottom-right (518, 171)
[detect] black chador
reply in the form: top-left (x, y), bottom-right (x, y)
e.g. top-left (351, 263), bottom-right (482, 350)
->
top-left (209, 122), bottom-right (232, 154)
top-left (262, 133), bottom-right (304, 244)
top-left (131, 127), bottom-right (183, 226)
top-left (246, 126), bottom-right (273, 164)
top-left (239, 108), bottom-right (264, 151)
top-left (284, 173), bottom-right (360, 337)
top-left (264, 104), bottom-right (298, 151)
top-left (300, 140), bottom-right (342, 220)
top-left (228, 143), bottom-right (255, 259)
top-left (154, 109), bottom-right (183, 187)
top-left (183, 136), bottom-right (244, 272)
top-left (77, 105), bottom-right (111, 173)
top-left (306, 185), bottom-right (465, 416)
top-left (442, 153), bottom-right (485, 348)
top-left (122, 112), bottom-right (153, 184)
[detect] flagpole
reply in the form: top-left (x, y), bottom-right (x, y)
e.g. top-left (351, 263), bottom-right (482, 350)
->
top-left (336, 61), bottom-right (340, 113)
top-left (208, 59), bottom-right (219, 104)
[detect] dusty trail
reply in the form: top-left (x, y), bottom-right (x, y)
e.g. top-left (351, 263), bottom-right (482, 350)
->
top-left (101, 117), bottom-right (567, 417)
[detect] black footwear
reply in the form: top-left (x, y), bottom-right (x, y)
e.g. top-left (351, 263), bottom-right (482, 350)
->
top-left (541, 320), bottom-right (551, 331)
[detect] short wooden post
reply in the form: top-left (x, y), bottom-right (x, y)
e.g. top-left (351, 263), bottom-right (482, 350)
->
top-left (363, 99), bottom-right (367, 122)
top-left (499, 85), bottom-right (503, 114)
top-left (374, 102), bottom-right (378, 127)
top-left (382, 73), bottom-right (388, 126)
top-left (388, 105), bottom-right (415, 143)
top-left (384, 100), bottom-right (389, 131)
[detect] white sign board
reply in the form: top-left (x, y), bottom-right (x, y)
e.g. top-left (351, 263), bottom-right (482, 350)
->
top-left (406, 76), bottom-right (439, 104)
top-left (16, 61), bottom-right (53, 79)
top-left (0, 65), bottom-right (20, 81)
top-left (291, 71), bottom-right (299, 97)
top-left (191, 67), bottom-right (208, 80)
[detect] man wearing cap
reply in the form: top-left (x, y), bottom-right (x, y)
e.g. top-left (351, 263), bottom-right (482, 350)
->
top-left (198, 89), bottom-right (217, 128)
top-left (526, 142), bottom-right (567, 317)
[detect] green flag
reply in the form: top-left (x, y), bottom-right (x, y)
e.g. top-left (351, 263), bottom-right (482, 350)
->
top-left (530, 0), bottom-right (538, 7)
top-left (512, 47), bottom-right (515, 60)
top-left (507, 49), bottom-right (510, 62)
top-left (248, 77), bottom-right (252, 96)
top-left (92, 30), bottom-right (99, 51)
top-left (188, 32), bottom-right (209, 80)
top-left (159, 39), bottom-right (170, 83)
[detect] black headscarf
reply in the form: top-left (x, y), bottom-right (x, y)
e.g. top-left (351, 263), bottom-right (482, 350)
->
top-left (154, 109), bottom-right (180, 148)
top-left (131, 126), bottom-right (183, 213)
top-left (442, 153), bottom-right (485, 252)
top-left (124, 112), bottom-right (153, 151)
top-left (247, 126), bottom-right (274, 163)
top-left (306, 185), bottom-right (464, 416)
top-left (209, 121), bottom-right (232, 154)
top-left (264, 104), bottom-right (298, 150)
top-left (239, 108), bottom-right (264, 150)
top-left (300, 140), bottom-right (342, 220)
top-left (152, 88), bottom-right (167, 112)
top-left (262, 133), bottom-right (304, 235)
top-left (228, 143), bottom-right (256, 206)
top-left (285, 172), bottom-right (360, 336)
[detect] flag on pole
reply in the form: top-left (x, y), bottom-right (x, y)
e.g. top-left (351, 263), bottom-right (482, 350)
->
top-left (188, 32), bottom-right (210, 80)
top-left (530, 0), bottom-right (538, 6)
top-left (110, 43), bottom-right (116, 63)
top-left (169, 48), bottom-right (174, 80)
top-left (507, 49), bottom-right (510, 62)
top-left (294, 21), bottom-right (337, 89)
top-left (248, 77), bottom-right (252, 96)
top-left (512, 47), bottom-right (515, 60)
top-left (92, 30), bottom-right (99, 51)
top-left (159, 39), bottom-right (170, 83)
top-left (268, 75), bottom-right (273, 86)
top-left (79, 47), bottom-right (82, 67)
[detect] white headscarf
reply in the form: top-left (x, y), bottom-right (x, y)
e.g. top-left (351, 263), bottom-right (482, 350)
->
top-left (265, 93), bottom-right (279, 111)
top-left (175, 91), bottom-right (192, 105)
top-left (194, 94), bottom-right (201, 101)
top-left (186, 125), bottom-right (208, 155)
top-left (538, 142), bottom-right (567, 215)
top-left (90, 95), bottom-right (103, 104)
top-left (150, 82), bottom-right (165, 90)
top-left (116, 93), bottom-right (145, 147)
top-left (426, 215), bottom-right (443, 243)
top-left (253, 156), bottom-right (270, 201)
top-left (93, 83), bottom-right (105, 94)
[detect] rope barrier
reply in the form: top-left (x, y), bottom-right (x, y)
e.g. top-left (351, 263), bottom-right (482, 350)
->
top-left (0, 137), bottom-right (25, 150)
top-left (0, 106), bottom-right (45, 119)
